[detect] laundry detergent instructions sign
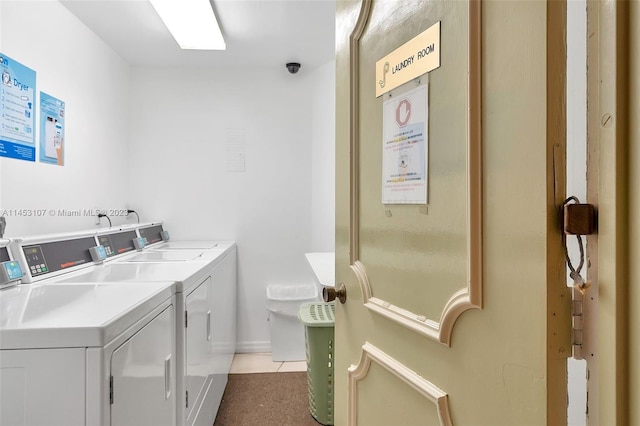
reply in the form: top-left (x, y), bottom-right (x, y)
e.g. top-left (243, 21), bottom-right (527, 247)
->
top-left (382, 84), bottom-right (428, 204)
top-left (0, 53), bottom-right (36, 162)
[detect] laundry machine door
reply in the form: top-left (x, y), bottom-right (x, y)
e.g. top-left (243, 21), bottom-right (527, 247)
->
top-left (110, 305), bottom-right (176, 426)
top-left (185, 276), bottom-right (213, 419)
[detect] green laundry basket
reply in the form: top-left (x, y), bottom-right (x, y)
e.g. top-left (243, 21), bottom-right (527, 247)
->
top-left (298, 302), bottom-right (335, 426)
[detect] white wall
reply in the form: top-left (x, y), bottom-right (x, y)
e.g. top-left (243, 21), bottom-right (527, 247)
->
top-left (128, 63), bottom-right (335, 351)
top-left (0, 1), bottom-right (133, 237)
top-left (310, 61), bottom-right (336, 252)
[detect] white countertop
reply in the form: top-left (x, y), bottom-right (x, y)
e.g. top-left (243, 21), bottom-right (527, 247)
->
top-left (305, 252), bottom-right (335, 288)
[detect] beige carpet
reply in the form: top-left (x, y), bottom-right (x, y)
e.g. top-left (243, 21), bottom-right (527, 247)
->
top-left (213, 372), bottom-right (321, 426)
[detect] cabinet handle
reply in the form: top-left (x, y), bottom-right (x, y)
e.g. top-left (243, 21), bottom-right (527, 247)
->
top-left (207, 310), bottom-right (212, 341)
top-left (164, 355), bottom-right (172, 400)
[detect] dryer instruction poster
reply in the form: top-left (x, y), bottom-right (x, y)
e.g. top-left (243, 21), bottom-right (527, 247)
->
top-left (39, 92), bottom-right (65, 166)
top-left (0, 53), bottom-right (36, 162)
top-left (382, 84), bottom-right (428, 204)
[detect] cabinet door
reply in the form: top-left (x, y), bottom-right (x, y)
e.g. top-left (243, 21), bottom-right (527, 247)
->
top-left (185, 276), bottom-right (212, 418)
top-left (111, 305), bottom-right (175, 426)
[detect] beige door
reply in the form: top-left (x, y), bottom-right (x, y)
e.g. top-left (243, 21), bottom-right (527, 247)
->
top-left (334, 1), bottom-right (571, 424)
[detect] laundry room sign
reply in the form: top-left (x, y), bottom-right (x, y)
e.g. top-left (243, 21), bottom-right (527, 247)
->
top-left (375, 22), bottom-right (441, 97)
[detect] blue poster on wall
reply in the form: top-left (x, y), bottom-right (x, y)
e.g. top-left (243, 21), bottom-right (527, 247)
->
top-left (39, 92), bottom-right (65, 166)
top-left (0, 53), bottom-right (36, 162)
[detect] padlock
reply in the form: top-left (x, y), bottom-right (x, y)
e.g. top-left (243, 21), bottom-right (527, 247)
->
top-left (564, 203), bottom-right (596, 235)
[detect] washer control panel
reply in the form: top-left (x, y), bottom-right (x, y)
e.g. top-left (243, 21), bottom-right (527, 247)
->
top-left (98, 230), bottom-right (137, 257)
top-left (0, 247), bottom-right (9, 263)
top-left (23, 245), bottom-right (49, 277)
top-left (138, 224), bottom-right (164, 246)
top-left (22, 236), bottom-right (94, 278)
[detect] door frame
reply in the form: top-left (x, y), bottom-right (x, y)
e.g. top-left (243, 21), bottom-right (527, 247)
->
top-left (586, 1), bottom-right (632, 424)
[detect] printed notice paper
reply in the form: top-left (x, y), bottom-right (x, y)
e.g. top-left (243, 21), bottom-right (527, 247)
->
top-left (39, 92), bottom-right (65, 166)
top-left (382, 84), bottom-right (428, 204)
top-left (0, 53), bottom-right (36, 161)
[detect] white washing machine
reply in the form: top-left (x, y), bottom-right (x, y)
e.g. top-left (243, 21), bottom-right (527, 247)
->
top-left (0, 277), bottom-right (177, 426)
top-left (111, 225), bottom-right (237, 422)
top-left (3, 233), bottom-right (179, 426)
top-left (16, 228), bottom-right (237, 426)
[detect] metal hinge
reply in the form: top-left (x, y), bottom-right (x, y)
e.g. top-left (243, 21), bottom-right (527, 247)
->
top-left (109, 376), bottom-right (114, 405)
top-left (572, 289), bottom-right (584, 359)
top-left (186, 391), bottom-right (189, 408)
top-left (185, 310), bottom-right (188, 328)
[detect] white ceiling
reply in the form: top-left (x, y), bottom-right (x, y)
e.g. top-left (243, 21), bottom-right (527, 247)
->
top-left (60, 0), bottom-right (336, 72)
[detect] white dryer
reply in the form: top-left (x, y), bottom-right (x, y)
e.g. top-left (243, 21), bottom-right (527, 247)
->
top-left (0, 279), bottom-right (177, 426)
top-left (40, 228), bottom-right (236, 426)
top-left (3, 233), bottom-right (179, 426)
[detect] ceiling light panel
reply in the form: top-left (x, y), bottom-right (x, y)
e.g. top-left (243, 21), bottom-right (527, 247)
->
top-left (149, 0), bottom-right (226, 50)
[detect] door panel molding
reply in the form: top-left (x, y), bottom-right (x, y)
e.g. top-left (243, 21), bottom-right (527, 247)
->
top-left (348, 342), bottom-right (452, 426)
top-left (348, 0), bottom-right (483, 346)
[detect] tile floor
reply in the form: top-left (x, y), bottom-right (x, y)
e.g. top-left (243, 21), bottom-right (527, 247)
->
top-left (230, 353), bottom-right (307, 374)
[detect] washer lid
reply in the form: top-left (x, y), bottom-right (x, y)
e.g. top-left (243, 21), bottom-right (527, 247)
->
top-left (119, 250), bottom-right (221, 263)
top-left (0, 281), bottom-right (175, 349)
top-left (151, 240), bottom-right (222, 250)
top-left (55, 262), bottom-right (206, 292)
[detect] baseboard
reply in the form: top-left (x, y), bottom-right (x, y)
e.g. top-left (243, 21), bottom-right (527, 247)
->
top-left (235, 341), bottom-right (271, 354)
